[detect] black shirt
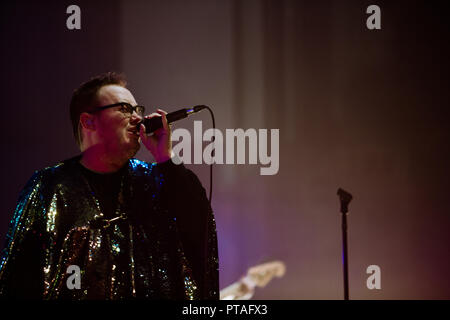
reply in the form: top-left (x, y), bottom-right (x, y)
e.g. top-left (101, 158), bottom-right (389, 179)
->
top-left (78, 162), bottom-right (125, 219)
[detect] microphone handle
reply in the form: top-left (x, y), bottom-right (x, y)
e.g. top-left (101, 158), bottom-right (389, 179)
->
top-left (142, 109), bottom-right (189, 133)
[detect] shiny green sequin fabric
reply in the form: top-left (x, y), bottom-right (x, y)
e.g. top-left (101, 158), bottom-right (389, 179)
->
top-left (0, 156), bottom-right (219, 299)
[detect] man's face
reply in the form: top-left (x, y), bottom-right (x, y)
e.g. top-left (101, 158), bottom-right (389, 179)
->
top-left (93, 85), bottom-right (143, 158)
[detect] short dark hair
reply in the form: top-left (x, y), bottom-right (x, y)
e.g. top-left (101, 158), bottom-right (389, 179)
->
top-left (70, 72), bottom-right (127, 147)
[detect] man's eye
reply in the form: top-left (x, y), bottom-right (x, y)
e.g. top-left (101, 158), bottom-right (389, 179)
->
top-left (120, 105), bottom-right (131, 113)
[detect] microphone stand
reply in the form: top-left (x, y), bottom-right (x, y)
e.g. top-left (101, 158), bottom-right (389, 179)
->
top-left (337, 188), bottom-right (353, 300)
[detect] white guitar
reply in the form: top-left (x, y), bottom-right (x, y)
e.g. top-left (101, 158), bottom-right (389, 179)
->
top-left (220, 260), bottom-right (286, 300)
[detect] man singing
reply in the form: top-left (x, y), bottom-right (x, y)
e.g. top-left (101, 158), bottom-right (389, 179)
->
top-left (0, 72), bottom-right (219, 299)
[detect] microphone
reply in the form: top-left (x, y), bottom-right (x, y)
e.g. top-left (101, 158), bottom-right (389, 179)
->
top-left (141, 105), bottom-right (208, 133)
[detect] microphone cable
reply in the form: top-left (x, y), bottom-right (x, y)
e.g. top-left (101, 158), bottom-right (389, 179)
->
top-left (203, 105), bottom-right (215, 204)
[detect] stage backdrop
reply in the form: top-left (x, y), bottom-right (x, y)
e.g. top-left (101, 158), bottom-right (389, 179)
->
top-left (1, 0), bottom-right (449, 299)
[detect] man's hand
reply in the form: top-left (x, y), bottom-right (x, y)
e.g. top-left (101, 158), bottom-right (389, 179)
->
top-left (139, 109), bottom-right (172, 163)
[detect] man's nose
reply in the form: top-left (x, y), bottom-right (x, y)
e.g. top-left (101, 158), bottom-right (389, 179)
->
top-left (130, 111), bottom-right (143, 123)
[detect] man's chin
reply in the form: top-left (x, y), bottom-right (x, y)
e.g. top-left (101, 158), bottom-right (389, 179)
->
top-left (121, 138), bottom-right (141, 159)
top-left (128, 142), bottom-right (140, 158)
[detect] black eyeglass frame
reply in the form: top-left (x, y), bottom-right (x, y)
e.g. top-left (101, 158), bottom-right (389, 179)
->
top-left (93, 102), bottom-right (145, 117)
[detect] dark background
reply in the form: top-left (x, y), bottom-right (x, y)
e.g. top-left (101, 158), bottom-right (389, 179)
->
top-left (1, 0), bottom-right (449, 299)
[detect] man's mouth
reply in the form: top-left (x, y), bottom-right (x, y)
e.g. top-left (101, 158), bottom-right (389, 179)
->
top-left (128, 128), bottom-right (140, 137)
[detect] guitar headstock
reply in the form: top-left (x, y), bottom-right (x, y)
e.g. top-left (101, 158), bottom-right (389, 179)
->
top-left (246, 260), bottom-right (286, 287)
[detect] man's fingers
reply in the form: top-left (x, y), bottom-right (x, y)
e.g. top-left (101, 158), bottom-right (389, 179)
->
top-left (139, 123), bottom-right (147, 141)
top-left (156, 108), bottom-right (168, 115)
top-left (160, 112), bottom-right (169, 131)
top-left (153, 109), bottom-right (169, 131)
top-left (146, 112), bottom-right (161, 119)
top-left (143, 109), bottom-right (169, 134)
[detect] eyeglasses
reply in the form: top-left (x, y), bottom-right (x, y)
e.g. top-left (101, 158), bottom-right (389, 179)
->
top-left (94, 102), bottom-right (145, 117)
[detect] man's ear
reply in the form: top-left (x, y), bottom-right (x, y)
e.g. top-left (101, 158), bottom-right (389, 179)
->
top-left (80, 112), bottom-right (96, 131)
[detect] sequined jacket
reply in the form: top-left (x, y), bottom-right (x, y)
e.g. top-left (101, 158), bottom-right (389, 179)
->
top-left (0, 156), bottom-right (219, 299)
